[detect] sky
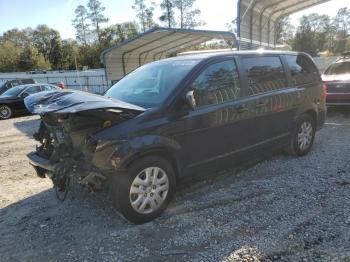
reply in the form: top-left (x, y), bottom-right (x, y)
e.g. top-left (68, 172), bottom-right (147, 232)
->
top-left (0, 0), bottom-right (349, 39)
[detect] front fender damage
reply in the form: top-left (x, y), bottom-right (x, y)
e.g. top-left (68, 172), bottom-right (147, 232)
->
top-left (26, 90), bottom-right (145, 199)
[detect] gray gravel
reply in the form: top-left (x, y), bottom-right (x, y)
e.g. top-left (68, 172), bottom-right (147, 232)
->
top-left (0, 109), bottom-right (350, 262)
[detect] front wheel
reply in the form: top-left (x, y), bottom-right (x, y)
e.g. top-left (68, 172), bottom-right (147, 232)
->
top-left (0, 105), bottom-right (13, 120)
top-left (110, 156), bottom-right (176, 224)
top-left (286, 114), bottom-right (316, 156)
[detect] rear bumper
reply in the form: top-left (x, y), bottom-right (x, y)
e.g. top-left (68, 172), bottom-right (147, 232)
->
top-left (326, 93), bottom-right (350, 105)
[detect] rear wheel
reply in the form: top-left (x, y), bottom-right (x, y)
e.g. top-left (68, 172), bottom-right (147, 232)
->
top-left (286, 114), bottom-right (316, 156)
top-left (0, 105), bottom-right (12, 120)
top-left (110, 156), bottom-right (176, 224)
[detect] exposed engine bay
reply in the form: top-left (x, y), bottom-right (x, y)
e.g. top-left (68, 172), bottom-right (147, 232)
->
top-left (25, 90), bottom-right (144, 200)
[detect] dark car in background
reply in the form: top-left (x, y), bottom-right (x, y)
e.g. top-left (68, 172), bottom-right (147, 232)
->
top-left (26, 51), bottom-right (326, 223)
top-left (0, 84), bottom-right (60, 119)
top-left (0, 78), bottom-right (36, 95)
top-left (322, 53), bottom-right (350, 105)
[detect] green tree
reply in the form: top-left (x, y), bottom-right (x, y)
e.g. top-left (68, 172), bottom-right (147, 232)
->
top-left (275, 17), bottom-right (294, 45)
top-left (132, 0), bottom-right (156, 32)
top-left (18, 44), bottom-right (50, 71)
top-left (292, 14), bottom-right (335, 55)
top-left (173, 0), bottom-right (204, 29)
top-left (346, 38), bottom-right (350, 51)
top-left (333, 7), bottom-right (350, 37)
top-left (60, 40), bottom-right (80, 70)
top-left (333, 7), bottom-right (350, 54)
top-left (87, 0), bottom-right (109, 43)
top-left (32, 25), bottom-right (64, 69)
top-left (50, 34), bottom-right (63, 69)
top-left (99, 22), bottom-right (139, 49)
top-left (72, 5), bottom-right (91, 46)
top-left (0, 40), bottom-right (22, 72)
top-left (159, 0), bottom-right (176, 28)
top-left (293, 16), bottom-right (318, 56)
top-left (1, 28), bottom-right (33, 48)
top-left (32, 25), bottom-right (61, 62)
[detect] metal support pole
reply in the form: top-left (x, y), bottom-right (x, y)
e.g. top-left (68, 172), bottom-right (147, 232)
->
top-left (236, 0), bottom-right (241, 50)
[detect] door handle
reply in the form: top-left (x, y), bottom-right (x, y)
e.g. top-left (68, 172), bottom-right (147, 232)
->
top-left (234, 105), bottom-right (248, 113)
top-left (255, 102), bottom-right (266, 108)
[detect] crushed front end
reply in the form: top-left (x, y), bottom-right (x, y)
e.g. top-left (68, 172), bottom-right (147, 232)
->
top-left (25, 90), bottom-right (144, 199)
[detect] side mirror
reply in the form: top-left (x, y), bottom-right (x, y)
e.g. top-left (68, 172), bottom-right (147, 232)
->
top-left (185, 90), bottom-right (196, 110)
top-left (21, 92), bottom-right (29, 98)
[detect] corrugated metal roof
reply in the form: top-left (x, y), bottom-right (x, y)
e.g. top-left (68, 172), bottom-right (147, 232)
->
top-left (237, 0), bottom-right (331, 49)
top-left (100, 27), bottom-right (236, 82)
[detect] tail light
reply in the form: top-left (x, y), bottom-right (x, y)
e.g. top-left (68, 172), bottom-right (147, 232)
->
top-left (321, 84), bottom-right (327, 99)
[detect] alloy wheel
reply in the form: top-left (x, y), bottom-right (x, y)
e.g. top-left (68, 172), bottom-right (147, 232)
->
top-left (0, 105), bottom-right (11, 119)
top-left (129, 167), bottom-right (169, 214)
top-left (297, 121), bottom-right (313, 151)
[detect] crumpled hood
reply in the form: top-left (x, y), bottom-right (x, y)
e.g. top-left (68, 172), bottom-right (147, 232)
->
top-left (24, 90), bottom-right (145, 115)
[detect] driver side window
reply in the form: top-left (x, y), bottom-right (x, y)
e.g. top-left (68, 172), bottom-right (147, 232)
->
top-left (25, 85), bottom-right (41, 94)
top-left (190, 59), bottom-right (240, 107)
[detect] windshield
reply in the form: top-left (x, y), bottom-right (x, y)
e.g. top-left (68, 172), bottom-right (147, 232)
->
top-left (325, 62), bottom-right (350, 75)
top-left (1, 85), bottom-right (26, 97)
top-left (0, 82), bottom-right (7, 90)
top-left (105, 59), bottom-right (198, 108)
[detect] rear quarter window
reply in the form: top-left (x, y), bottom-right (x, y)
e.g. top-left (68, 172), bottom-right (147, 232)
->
top-left (325, 61), bottom-right (350, 75)
top-left (242, 56), bottom-right (287, 95)
top-left (285, 54), bottom-right (320, 85)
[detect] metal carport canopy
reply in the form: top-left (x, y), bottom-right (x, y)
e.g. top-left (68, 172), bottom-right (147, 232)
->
top-left (237, 0), bottom-right (331, 49)
top-left (100, 27), bottom-right (236, 82)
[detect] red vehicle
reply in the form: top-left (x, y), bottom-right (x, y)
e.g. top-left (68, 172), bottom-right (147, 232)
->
top-left (322, 53), bottom-right (350, 106)
top-left (57, 81), bottom-right (65, 89)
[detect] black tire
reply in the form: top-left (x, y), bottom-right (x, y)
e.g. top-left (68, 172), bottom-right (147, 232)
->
top-left (0, 105), bottom-right (13, 120)
top-left (286, 114), bottom-right (316, 156)
top-left (110, 156), bottom-right (176, 224)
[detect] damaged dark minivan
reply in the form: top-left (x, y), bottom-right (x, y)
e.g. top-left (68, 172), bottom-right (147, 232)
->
top-left (26, 51), bottom-right (326, 223)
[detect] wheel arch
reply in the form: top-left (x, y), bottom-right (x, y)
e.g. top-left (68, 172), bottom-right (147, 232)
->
top-left (303, 109), bottom-right (317, 125)
top-left (122, 149), bottom-right (181, 185)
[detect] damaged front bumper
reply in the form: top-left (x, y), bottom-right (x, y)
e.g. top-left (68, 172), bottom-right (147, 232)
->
top-left (28, 151), bottom-right (56, 172)
top-left (24, 90), bottom-right (145, 196)
top-left (28, 150), bottom-right (109, 192)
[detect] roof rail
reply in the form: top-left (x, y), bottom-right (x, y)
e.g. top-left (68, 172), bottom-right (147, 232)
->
top-left (342, 52), bottom-right (350, 59)
top-left (334, 52), bottom-right (350, 62)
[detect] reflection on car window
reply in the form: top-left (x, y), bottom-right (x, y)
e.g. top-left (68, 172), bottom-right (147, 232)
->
top-left (42, 85), bottom-right (53, 91)
top-left (190, 59), bottom-right (240, 107)
top-left (25, 85), bottom-right (41, 94)
top-left (285, 55), bottom-right (319, 85)
top-left (242, 56), bottom-right (287, 95)
top-left (325, 61), bottom-right (350, 75)
top-left (105, 60), bottom-right (198, 108)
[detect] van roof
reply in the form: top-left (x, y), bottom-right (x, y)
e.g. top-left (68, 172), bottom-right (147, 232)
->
top-left (158, 50), bottom-right (302, 62)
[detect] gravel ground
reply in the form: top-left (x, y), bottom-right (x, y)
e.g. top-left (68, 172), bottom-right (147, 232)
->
top-left (0, 109), bottom-right (349, 262)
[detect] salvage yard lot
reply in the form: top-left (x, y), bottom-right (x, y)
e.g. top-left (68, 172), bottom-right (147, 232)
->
top-left (0, 110), bottom-right (349, 261)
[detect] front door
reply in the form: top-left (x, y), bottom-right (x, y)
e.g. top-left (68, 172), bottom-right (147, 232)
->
top-left (176, 58), bottom-right (255, 174)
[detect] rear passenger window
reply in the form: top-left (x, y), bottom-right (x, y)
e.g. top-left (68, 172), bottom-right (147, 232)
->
top-left (285, 55), bottom-right (319, 85)
top-left (190, 59), bottom-right (240, 107)
top-left (242, 56), bottom-right (287, 95)
top-left (25, 86), bottom-right (41, 94)
top-left (41, 85), bottom-right (53, 91)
